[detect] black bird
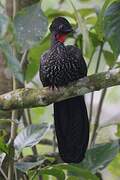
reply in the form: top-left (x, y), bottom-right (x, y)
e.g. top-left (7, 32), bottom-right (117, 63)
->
top-left (39, 17), bottom-right (89, 163)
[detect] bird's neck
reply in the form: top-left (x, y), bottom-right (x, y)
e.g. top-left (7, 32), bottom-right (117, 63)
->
top-left (51, 32), bottom-right (67, 46)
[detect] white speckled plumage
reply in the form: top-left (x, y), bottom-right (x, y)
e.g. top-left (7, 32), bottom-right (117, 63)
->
top-left (40, 42), bottom-right (87, 87)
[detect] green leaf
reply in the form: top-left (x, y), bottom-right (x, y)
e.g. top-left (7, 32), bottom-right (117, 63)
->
top-left (55, 164), bottom-right (98, 180)
top-left (0, 40), bottom-right (23, 83)
top-left (86, 16), bottom-right (97, 25)
top-left (95, 0), bottom-right (117, 41)
top-left (0, 137), bottom-right (9, 154)
top-left (89, 30), bottom-right (102, 48)
top-left (26, 34), bottom-right (50, 82)
top-left (79, 8), bottom-right (96, 17)
top-left (103, 50), bottom-right (115, 67)
top-left (70, 2), bottom-right (93, 58)
top-left (14, 3), bottom-right (48, 51)
top-left (116, 124), bottom-right (120, 137)
top-left (45, 8), bottom-right (96, 22)
top-left (103, 1), bottom-right (120, 57)
top-left (15, 159), bottom-right (45, 172)
top-left (67, 176), bottom-right (79, 180)
top-left (81, 141), bottom-right (119, 173)
top-left (30, 107), bottom-right (46, 124)
top-left (80, 0), bottom-right (91, 1)
top-left (108, 153), bottom-right (120, 177)
top-left (38, 167), bottom-right (65, 180)
top-left (0, 14), bottom-right (9, 37)
top-left (14, 123), bottom-right (49, 152)
top-left (45, 9), bottom-right (74, 20)
top-left (115, 62), bottom-right (120, 68)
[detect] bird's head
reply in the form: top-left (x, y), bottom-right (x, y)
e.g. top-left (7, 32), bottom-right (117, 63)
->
top-left (49, 17), bottom-right (73, 43)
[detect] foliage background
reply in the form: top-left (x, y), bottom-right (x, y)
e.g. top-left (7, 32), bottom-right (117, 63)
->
top-left (0, 0), bottom-right (120, 179)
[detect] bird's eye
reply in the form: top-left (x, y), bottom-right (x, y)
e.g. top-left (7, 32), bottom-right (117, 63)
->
top-left (59, 24), bottom-right (64, 30)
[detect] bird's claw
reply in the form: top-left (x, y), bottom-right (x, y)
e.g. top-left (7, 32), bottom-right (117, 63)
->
top-left (49, 85), bottom-right (60, 91)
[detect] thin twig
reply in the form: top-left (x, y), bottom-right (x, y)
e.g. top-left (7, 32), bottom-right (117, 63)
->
top-left (26, 109), bottom-right (38, 155)
top-left (95, 43), bottom-right (104, 73)
top-left (8, 0), bottom-right (17, 178)
top-left (53, 127), bottom-right (56, 153)
top-left (22, 111), bottom-right (29, 127)
top-left (14, 166), bottom-right (18, 180)
top-left (89, 43), bottom-right (104, 122)
top-left (8, 48), bottom-right (28, 179)
top-left (12, 0), bottom-right (16, 18)
top-left (0, 167), bottom-right (8, 180)
top-left (23, 109), bottom-right (38, 155)
top-left (87, 49), bottom-right (95, 69)
top-left (89, 93), bottom-right (94, 123)
top-left (20, 50), bottom-right (28, 67)
top-left (88, 50), bottom-right (95, 123)
top-left (0, 118), bottom-right (19, 124)
top-left (8, 75), bottom-right (18, 180)
top-left (90, 88), bottom-right (107, 147)
top-left (20, 50), bottom-right (38, 155)
top-left (26, 109), bottom-right (32, 124)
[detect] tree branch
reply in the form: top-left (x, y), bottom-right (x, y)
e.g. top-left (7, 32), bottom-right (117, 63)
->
top-left (0, 68), bottom-right (120, 110)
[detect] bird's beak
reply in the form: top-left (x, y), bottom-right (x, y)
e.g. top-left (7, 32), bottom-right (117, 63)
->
top-left (65, 27), bottom-right (74, 34)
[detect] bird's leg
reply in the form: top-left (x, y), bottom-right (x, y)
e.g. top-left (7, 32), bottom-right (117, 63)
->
top-left (49, 85), bottom-right (60, 91)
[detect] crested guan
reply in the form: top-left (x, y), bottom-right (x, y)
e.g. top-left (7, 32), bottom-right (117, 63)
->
top-left (39, 17), bottom-right (89, 163)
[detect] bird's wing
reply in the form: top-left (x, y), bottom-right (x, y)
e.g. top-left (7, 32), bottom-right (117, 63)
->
top-left (66, 45), bottom-right (87, 77)
top-left (39, 50), bottom-right (50, 87)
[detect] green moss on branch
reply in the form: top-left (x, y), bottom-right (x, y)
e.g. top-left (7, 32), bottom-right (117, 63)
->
top-left (0, 68), bottom-right (120, 110)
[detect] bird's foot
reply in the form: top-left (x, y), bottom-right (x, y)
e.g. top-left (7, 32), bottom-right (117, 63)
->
top-left (49, 85), bottom-right (60, 91)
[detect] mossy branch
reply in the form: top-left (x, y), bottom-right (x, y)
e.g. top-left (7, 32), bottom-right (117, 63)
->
top-left (0, 68), bottom-right (120, 110)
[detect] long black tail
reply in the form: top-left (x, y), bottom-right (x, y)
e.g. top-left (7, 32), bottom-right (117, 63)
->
top-left (54, 96), bottom-right (89, 163)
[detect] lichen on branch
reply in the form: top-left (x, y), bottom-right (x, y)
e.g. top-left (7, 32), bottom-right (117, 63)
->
top-left (0, 68), bottom-right (120, 110)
